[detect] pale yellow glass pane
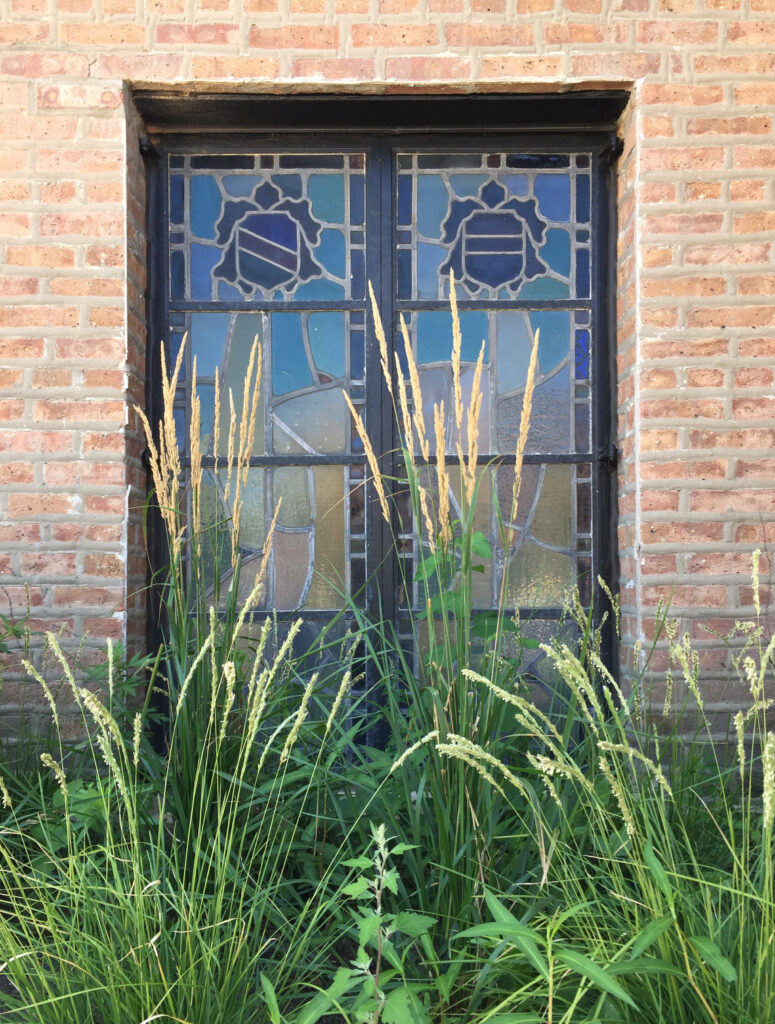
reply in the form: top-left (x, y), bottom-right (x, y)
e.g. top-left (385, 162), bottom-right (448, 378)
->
top-left (273, 530), bottom-right (312, 610)
top-left (531, 464), bottom-right (571, 549)
top-left (306, 466), bottom-right (346, 610)
top-left (274, 467), bottom-right (312, 528)
top-left (507, 541), bottom-right (572, 607)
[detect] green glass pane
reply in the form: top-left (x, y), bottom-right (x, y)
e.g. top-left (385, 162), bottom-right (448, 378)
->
top-left (495, 311), bottom-right (533, 395)
top-left (274, 467), bottom-right (312, 528)
top-left (530, 464), bottom-right (572, 548)
top-left (190, 312), bottom-right (231, 378)
top-left (215, 313), bottom-right (265, 457)
top-left (273, 313), bottom-right (315, 396)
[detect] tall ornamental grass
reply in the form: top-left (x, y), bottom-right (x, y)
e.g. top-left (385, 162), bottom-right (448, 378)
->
top-left (0, 298), bottom-right (773, 1024)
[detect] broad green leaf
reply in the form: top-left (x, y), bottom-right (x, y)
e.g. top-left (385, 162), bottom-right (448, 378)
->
top-left (390, 842), bottom-right (417, 855)
top-left (644, 839), bottom-right (673, 901)
top-left (358, 910), bottom-right (381, 948)
top-left (472, 531), bottom-right (493, 559)
top-left (260, 974), bottom-right (282, 1024)
top-left (383, 867), bottom-right (399, 895)
top-left (293, 968), bottom-right (359, 1024)
top-left (342, 877), bottom-right (371, 899)
top-left (689, 935), bottom-right (737, 983)
top-left (479, 1016), bottom-right (544, 1023)
top-left (394, 911), bottom-right (436, 937)
top-left (382, 987), bottom-right (432, 1024)
top-left (413, 554), bottom-right (440, 582)
top-left (483, 888), bottom-right (521, 927)
top-left (436, 955), bottom-right (464, 1002)
top-left (554, 948), bottom-right (638, 1009)
top-left (629, 915), bottom-right (673, 959)
top-left (342, 856), bottom-right (373, 869)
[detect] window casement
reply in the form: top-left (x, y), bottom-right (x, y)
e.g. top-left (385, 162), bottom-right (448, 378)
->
top-left (142, 93), bottom-right (625, 692)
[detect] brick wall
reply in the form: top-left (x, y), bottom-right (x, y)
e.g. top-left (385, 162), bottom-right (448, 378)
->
top-left (0, 0), bottom-right (773, 728)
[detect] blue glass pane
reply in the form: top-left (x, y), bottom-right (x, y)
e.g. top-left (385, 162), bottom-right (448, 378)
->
top-left (190, 176), bottom-right (222, 240)
top-left (397, 249), bottom-right (411, 299)
top-left (576, 174), bottom-right (590, 223)
top-left (308, 175), bottom-right (345, 223)
top-left (417, 310), bottom-right (489, 364)
top-left (191, 313), bottom-right (231, 378)
top-left (397, 174), bottom-right (412, 225)
top-left (577, 249), bottom-right (590, 298)
top-left (503, 174), bottom-right (528, 196)
top-left (273, 314), bottom-right (314, 396)
top-left (418, 154), bottom-right (480, 169)
top-left (495, 312), bottom-right (532, 393)
top-left (534, 175), bottom-right (571, 222)
top-left (169, 231), bottom-right (184, 245)
top-left (350, 174), bottom-right (364, 225)
top-left (529, 311), bottom-right (570, 373)
top-left (170, 250), bottom-right (185, 299)
top-left (350, 329), bottom-right (364, 380)
top-left (576, 229), bottom-right (590, 243)
top-left (417, 242), bottom-right (443, 298)
top-left (351, 248), bottom-right (365, 300)
top-left (396, 229), bottom-right (411, 244)
top-left (170, 155), bottom-right (184, 169)
top-left (351, 310), bottom-right (364, 326)
top-left (315, 228), bottom-right (345, 277)
top-left (279, 155), bottom-right (343, 169)
top-left (576, 155), bottom-right (590, 168)
top-left (223, 175), bottom-right (261, 197)
top-left (308, 312), bottom-right (345, 379)
top-left (450, 174), bottom-right (489, 197)
top-left (170, 175), bottom-right (184, 224)
top-left (294, 278), bottom-right (345, 300)
top-left (417, 175), bottom-right (448, 239)
top-left (541, 228), bottom-right (571, 277)
top-left (218, 280), bottom-right (243, 301)
top-left (191, 155), bottom-right (253, 169)
top-left (271, 174), bottom-right (302, 199)
top-left (519, 278), bottom-right (569, 299)
top-left (190, 243), bottom-right (219, 300)
top-left (575, 329), bottom-right (590, 380)
top-left (506, 154), bottom-right (570, 169)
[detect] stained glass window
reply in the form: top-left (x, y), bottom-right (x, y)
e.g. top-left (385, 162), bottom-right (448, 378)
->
top-left (161, 136), bottom-right (613, 696)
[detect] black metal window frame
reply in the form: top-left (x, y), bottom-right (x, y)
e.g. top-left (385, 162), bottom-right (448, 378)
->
top-left (141, 92), bottom-right (626, 672)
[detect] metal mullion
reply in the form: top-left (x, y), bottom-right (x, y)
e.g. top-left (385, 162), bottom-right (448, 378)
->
top-left (395, 299), bottom-right (594, 312)
top-left (169, 300), bottom-right (367, 312)
top-left (409, 452), bottom-right (595, 466)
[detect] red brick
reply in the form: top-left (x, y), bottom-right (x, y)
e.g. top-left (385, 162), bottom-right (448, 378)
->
top-left (733, 397), bottom-right (775, 419)
top-left (53, 586), bottom-right (123, 609)
top-left (33, 400), bottom-right (125, 423)
top-left (20, 552), bottom-right (77, 576)
top-left (641, 147), bottom-right (725, 172)
top-left (642, 276), bottom-right (725, 298)
top-left (37, 149), bottom-right (124, 175)
top-left (733, 148), bottom-right (775, 171)
top-left (687, 115), bottom-right (771, 136)
top-left (730, 179), bottom-right (767, 202)
top-left (350, 23), bottom-right (438, 46)
top-left (291, 58), bottom-right (376, 78)
top-left (60, 23), bottom-right (146, 45)
top-left (91, 54), bottom-right (185, 79)
top-left (388, 55), bottom-right (472, 79)
top-left (249, 25), bottom-right (339, 48)
top-left (642, 83), bottom-right (724, 105)
top-left (446, 23), bottom-right (534, 46)
top-left (0, 52), bottom-right (90, 77)
top-left (736, 458), bottom-right (775, 479)
top-left (0, 429), bottom-right (72, 453)
top-left (734, 83), bottom-right (775, 105)
top-left (640, 459), bottom-right (727, 480)
top-left (688, 306), bottom-right (775, 329)
top-left (637, 20), bottom-right (718, 44)
top-left (8, 493), bottom-right (74, 517)
top-left (156, 22), bottom-right (238, 44)
top-left (189, 57), bottom-right (280, 78)
top-left (84, 554), bottom-right (125, 577)
top-left (685, 243), bottom-right (770, 265)
top-left (54, 338), bottom-right (123, 361)
top-left (687, 368), bottom-right (724, 387)
top-left (40, 212), bottom-right (123, 238)
top-left (0, 276), bottom-right (39, 296)
top-left (738, 275), bottom-right (775, 296)
top-left (641, 368), bottom-right (677, 389)
top-left (691, 428), bottom-right (775, 450)
top-left (0, 306), bottom-right (78, 328)
top-left (727, 20), bottom-right (775, 46)
top-left (0, 21), bottom-right (49, 45)
top-left (685, 180), bottom-right (722, 201)
top-left (695, 54), bottom-right (775, 75)
top-left (642, 399), bottom-right (725, 420)
top-left (691, 490), bottom-right (775, 514)
top-left (643, 585), bottom-right (729, 608)
top-left (570, 52), bottom-right (660, 77)
top-left (644, 521), bottom-right (725, 545)
top-left (480, 55), bottom-right (562, 78)
top-left (0, 462), bottom-right (34, 484)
